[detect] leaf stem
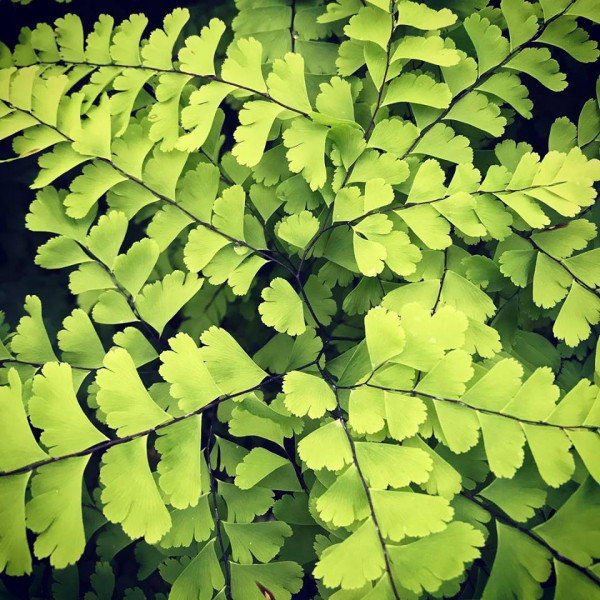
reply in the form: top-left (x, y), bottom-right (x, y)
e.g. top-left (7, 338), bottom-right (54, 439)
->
top-left (399, 0), bottom-right (579, 160)
top-left (205, 406), bottom-right (232, 600)
top-left (329, 380), bottom-right (401, 600)
top-left (0, 353), bottom-right (323, 478)
top-left (4, 101), bottom-right (296, 280)
top-left (346, 382), bottom-right (600, 432)
top-left (77, 242), bottom-right (161, 346)
top-left (33, 59), bottom-right (311, 118)
top-left (462, 491), bottom-right (600, 588)
top-left (515, 228), bottom-right (600, 299)
top-left (289, 0), bottom-right (297, 53)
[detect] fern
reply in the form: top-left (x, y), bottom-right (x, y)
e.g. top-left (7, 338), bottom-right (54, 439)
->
top-left (0, 0), bottom-right (600, 598)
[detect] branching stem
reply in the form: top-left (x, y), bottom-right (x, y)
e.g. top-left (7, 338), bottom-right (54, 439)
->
top-left (398, 0), bottom-right (578, 160)
top-left (0, 355), bottom-right (321, 479)
top-left (463, 492), bottom-right (600, 588)
top-left (338, 382), bottom-right (600, 432)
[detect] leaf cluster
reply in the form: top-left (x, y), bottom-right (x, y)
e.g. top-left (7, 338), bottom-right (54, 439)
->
top-left (0, 0), bottom-right (600, 599)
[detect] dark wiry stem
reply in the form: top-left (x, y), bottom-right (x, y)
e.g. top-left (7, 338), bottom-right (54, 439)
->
top-left (8, 105), bottom-right (330, 370)
top-left (0, 377), bottom-right (276, 478)
top-left (107, 159), bottom-right (294, 274)
top-left (0, 351), bottom-right (324, 479)
top-left (5, 101), bottom-right (294, 276)
top-left (431, 248), bottom-right (447, 315)
top-left (77, 242), bottom-right (161, 346)
top-left (399, 0), bottom-right (578, 160)
top-left (205, 406), bottom-right (232, 600)
top-left (195, 144), bottom-right (235, 186)
top-left (283, 435), bottom-right (309, 495)
top-left (32, 59), bottom-right (310, 118)
top-left (296, 0), bottom-right (396, 282)
top-left (327, 379), bottom-right (401, 600)
top-left (195, 137), bottom-right (295, 272)
top-left (517, 228), bottom-right (600, 298)
top-left (363, 2), bottom-right (395, 138)
top-left (289, 0), bottom-right (297, 52)
top-left (292, 180), bottom-right (572, 261)
top-left (342, 383), bottom-right (600, 432)
top-left (0, 357), bottom-right (96, 371)
top-left (463, 492), bottom-right (600, 588)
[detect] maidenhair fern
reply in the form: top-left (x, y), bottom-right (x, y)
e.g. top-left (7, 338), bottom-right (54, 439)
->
top-left (1, 0), bottom-right (600, 598)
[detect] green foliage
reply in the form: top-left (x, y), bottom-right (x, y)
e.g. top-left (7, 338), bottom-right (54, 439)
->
top-left (1, 0), bottom-right (600, 598)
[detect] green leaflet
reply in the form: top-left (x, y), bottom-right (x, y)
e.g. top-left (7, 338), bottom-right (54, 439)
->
top-left (224, 521), bottom-right (292, 564)
top-left (155, 417), bottom-right (205, 509)
top-left (0, 474), bottom-right (32, 576)
top-left (0, 370), bottom-right (48, 473)
top-left (166, 540), bottom-right (224, 600)
top-left (159, 333), bottom-right (223, 412)
top-left (276, 210), bottom-right (320, 250)
top-left (371, 490), bottom-right (454, 541)
top-left (198, 326), bottom-right (268, 395)
top-left (0, 373), bottom-right (47, 575)
top-left (235, 447), bottom-right (303, 492)
top-left (232, 101), bottom-right (286, 167)
top-left (228, 394), bottom-right (304, 448)
top-left (283, 370), bottom-right (336, 418)
top-left (259, 278), bottom-right (306, 336)
top-left (314, 520), bottom-right (386, 588)
top-left (96, 348), bottom-right (170, 436)
top-left (10, 295), bottom-right (58, 364)
top-left (230, 561), bottom-right (303, 600)
top-left (0, 1), bottom-right (599, 599)
top-left (483, 522), bottom-right (552, 599)
top-left (388, 522), bottom-right (485, 594)
top-left (364, 306), bottom-right (406, 368)
top-left (159, 495), bottom-right (213, 548)
top-left (57, 309), bottom-right (106, 368)
top-left (136, 271), bottom-right (204, 335)
top-left (26, 457), bottom-right (90, 568)
top-left (178, 18), bottom-right (226, 76)
top-left (30, 362), bottom-right (107, 455)
top-left (283, 117), bottom-right (330, 190)
top-left (534, 477), bottom-right (600, 566)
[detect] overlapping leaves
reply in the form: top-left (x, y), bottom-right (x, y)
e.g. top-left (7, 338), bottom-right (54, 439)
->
top-left (1, 0), bottom-right (600, 598)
